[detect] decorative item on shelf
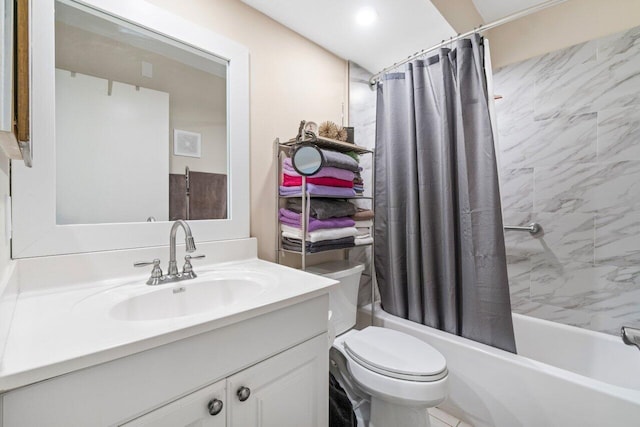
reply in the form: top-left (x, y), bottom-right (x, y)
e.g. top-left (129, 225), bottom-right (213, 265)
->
top-left (319, 120), bottom-right (349, 142)
top-left (344, 126), bottom-right (355, 144)
top-left (337, 127), bottom-right (348, 142)
top-left (295, 119), bottom-right (319, 144)
top-left (319, 121), bottom-right (339, 139)
top-left (303, 120), bottom-right (318, 136)
top-left (287, 120), bottom-right (371, 155)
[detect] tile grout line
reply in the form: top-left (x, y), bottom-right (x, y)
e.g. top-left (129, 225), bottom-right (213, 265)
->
top-left (429, 408), bottom-right (463, 427)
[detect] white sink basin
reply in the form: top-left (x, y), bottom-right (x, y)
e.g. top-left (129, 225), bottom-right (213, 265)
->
top-left (73, 270), bottom-right (275, 322)
top-left (110, 277), bottom-right (265, 321)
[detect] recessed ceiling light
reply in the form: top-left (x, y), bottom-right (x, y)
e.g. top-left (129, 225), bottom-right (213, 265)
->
top-left (356, 6), bottom-right (378, 26)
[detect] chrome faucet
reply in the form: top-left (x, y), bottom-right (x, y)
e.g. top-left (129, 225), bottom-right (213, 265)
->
top-left (168, 219), bottom-right (196, 276)
top-left (621, 326), bottom-right (640, 351)
top-left (134, 220), bottom-right (205, 285)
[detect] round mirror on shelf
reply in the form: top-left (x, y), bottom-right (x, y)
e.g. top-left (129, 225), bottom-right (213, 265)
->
top-left (291, 144), bottom-right (324, 176)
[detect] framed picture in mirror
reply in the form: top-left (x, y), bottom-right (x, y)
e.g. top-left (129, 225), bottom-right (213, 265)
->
top-left (174, 129), bottom-right (202, 158)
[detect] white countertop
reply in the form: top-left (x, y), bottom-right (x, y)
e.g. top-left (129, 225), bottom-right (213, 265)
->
top-left (0, 257), bottom-right (337, 392)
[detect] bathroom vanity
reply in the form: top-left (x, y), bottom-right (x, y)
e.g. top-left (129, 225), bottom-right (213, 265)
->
top-left (0, 1), bottom-right (336, 425)
top-left (0, 240), bottom-right (334, 426)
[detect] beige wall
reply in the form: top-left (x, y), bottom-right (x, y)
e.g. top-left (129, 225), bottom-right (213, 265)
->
top-left (146, 0), bottom-right (348, 261)
top-left (431, 0), bottom-right (484, 33)
top-left (487, 0), bottom-right (640, 69)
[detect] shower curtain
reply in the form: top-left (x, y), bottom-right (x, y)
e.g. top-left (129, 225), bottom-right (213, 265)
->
top-left (374, 35), bottom-right (516, 353)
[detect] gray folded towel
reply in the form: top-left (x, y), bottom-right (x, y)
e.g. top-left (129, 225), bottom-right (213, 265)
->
top-left (282, 236), bottom-right (355, 253)
top-left (321, 149), bottom-right (360, 172)
top-left (286, 198), bottom-right (357, 220)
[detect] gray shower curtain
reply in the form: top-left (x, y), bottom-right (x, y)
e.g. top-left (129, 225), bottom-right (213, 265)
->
top-left (374, 35), bottom-right (516, 353)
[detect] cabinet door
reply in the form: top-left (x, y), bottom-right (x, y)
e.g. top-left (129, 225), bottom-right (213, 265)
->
top-left (120, 379), bottom-right (226, 427)
top-left (227, 334), bottom-right (328, 427)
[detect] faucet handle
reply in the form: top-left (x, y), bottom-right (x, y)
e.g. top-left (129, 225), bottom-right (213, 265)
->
top-left (134, 259), bottom-right (163, 278)
top-left (183, 254), bottom-right (205, 276)
top-left (134, 258), bottom-right (161, 267)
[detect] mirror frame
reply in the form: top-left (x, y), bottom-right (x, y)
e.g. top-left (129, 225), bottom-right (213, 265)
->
top-left (11, 0), bottom-right (250, 258)
top-left (291, 144), bottom-right (325, 176)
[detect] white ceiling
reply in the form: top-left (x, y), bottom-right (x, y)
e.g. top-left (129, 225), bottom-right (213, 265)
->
top-left (241, 0), bottom-right (557, 75)
top-left (240, 0), bottom-right (456, 74)
top-left (471, 0), bottom-right (550, 22)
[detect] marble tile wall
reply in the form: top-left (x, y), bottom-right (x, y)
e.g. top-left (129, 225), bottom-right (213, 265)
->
top-left (494, 25), bottom-right (640, 335)
top-left (348, 62), bottom-right (377, 307)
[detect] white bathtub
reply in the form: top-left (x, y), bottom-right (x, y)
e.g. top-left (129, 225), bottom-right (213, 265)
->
top-left (358, 304), bottom-right (640, 427)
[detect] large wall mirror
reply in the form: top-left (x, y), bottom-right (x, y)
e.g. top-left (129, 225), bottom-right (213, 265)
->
top-left (11, 0), bottom-right (249, 257)
top-left (55, 1), bottom-right (229, 224)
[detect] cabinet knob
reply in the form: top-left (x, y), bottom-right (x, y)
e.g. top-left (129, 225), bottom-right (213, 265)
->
top-left (207, 398), bottom-right (223, 416)
top-left (237, 386), bottom-right (251, 402)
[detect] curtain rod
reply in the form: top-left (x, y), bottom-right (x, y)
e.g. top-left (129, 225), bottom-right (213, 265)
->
top-left (368, 0), bottom-right (567, 86)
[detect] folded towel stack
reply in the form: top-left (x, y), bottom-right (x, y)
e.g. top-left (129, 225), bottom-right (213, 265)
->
top-left (281, 224), bottom-right (358, 242)
top-left (279, 183), bottom-right (356, 198)
top-left (352, 208), bottom-right (374, 221)
top-left (279, 149), bottom-right (359, 198)
top-left (279, 208), bottom-right (355, 231)
top-left (283, 158), bottom-right (355, 181)
top-left (281, 237), bottom-right (355, 253)
top-left (355, 235), bottom-right (373, 246)
top-left (286, 198), bottom-right (357, 219)
top-left (353, 170), bottom-right (365, 195)
top-left (351, 208), bottom-right (375, 246)
top-left (279, 144), bottom-right (372, 253)
top-left (280, 199), bottom-right (358, 253)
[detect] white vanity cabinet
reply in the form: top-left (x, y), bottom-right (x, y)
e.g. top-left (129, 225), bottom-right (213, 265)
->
top-left (0, 296), bottom-right (329, 427)
top-left (226, 333), bottom-right (327, 427)
top-left (123, 334), bottom-right (327, 427)
top-left (122, 380), bottom-right (227, 427)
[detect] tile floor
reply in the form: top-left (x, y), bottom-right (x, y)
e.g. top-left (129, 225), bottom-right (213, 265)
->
top-left (428, 407), bottom-right (473, 427)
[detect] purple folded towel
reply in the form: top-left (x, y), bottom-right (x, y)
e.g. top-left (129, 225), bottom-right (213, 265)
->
top-left (279, 208), bottom-right (355, 231)
top-left (283, 158), bottom-right (355, 181)
top-left (279, 184), bottom-right (356, 198)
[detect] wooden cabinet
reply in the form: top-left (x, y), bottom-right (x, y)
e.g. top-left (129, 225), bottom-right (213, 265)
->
top-left (118, 335), bottom-right (327, 427)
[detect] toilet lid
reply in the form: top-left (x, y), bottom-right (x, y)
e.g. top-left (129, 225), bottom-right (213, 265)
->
top-left (344, 327), bottom-right (447, 382)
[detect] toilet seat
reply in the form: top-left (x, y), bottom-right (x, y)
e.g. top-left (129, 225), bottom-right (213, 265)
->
top-left (344, 327), bottom-right (447, 382)
top-left (333, 328), bottom-right (449, 407)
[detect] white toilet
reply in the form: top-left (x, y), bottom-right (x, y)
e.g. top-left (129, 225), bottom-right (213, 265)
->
top-left (307, 261), bottom-right (449, 427)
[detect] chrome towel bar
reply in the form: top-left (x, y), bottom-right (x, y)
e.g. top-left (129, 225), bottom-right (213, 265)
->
top-left (504, 222), bottom-right (541, 236)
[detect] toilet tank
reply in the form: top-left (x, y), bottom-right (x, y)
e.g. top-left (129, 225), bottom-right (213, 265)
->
top-left (307, 260), bottom-right (365, 336)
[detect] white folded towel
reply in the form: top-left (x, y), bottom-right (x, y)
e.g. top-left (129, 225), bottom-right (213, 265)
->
top-left (281, 224), bottom-right (358, 243)
top-left (354, 220), bottom-right (373, 228)
top-left (356, 227), bottom-right (370, 237)
top-left (354, 236), bottom-right (373, 246)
